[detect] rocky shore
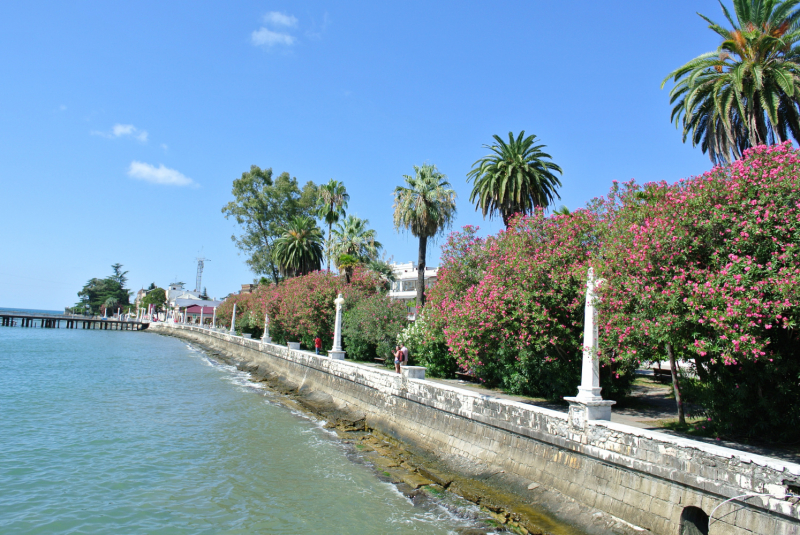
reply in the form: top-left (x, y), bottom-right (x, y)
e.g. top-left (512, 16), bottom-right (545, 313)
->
top-left (165, 331), bottom-right (646, 535)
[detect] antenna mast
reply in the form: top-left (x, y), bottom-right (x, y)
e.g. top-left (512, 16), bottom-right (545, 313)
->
top-left (195, 257), bottom-right (209, 293)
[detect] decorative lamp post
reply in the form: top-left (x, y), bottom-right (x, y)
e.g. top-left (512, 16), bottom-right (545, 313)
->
top-left (229, 303), bottom-right (237, 335)
top-left (261, 313), bottom-right (271, 344)
top-left (329, 293), bottom-right (346, 360)
top-left (565, 268), bottom-right (615, 428)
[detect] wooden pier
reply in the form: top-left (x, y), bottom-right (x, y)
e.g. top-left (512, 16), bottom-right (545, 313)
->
top-left (0, 313), bottom-right (148, 331)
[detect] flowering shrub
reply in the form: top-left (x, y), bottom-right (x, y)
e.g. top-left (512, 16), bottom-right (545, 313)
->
top-left (429, 216), bottom-right (634, 400)
top-left (598, 142), bottom-right (800, 439)
top-left (215, 268), bottom-right (380, 350)
top-left (342, 294), bottom-right (409, 362)
top-left (397, 312), bottom-right (455, 377)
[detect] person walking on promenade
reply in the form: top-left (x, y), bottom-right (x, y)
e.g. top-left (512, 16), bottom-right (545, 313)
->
top-left (314, 335), bottom-right (322, 355)
top-left (393, 346), bottom-right (403, 373)
top-left (400, 343), bottom-right (410, 368)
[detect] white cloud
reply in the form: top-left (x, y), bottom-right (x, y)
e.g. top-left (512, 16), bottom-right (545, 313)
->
top-left (251, 27), bottom-right (295, 46)
top-left (127, 161), bottom-right (195, 187)
top-left (263, 11), bottom-right (297, 27)
top-left (92, 123), bottom-right (148, 142)
top-left (161, 143), bottom-right (169, 152)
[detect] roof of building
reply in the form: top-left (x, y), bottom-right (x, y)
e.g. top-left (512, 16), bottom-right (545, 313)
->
top-left (175, 298), bottom-right (222, 308)
top-left (185, 305), bottom-right (216, 314)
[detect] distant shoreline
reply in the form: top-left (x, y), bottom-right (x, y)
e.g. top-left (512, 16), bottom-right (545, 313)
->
top-left (0, 307), bottom-right (64, 315)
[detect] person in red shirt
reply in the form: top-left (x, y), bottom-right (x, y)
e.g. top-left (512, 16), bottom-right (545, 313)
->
top-left (314, 335), bottom-right (322, 355)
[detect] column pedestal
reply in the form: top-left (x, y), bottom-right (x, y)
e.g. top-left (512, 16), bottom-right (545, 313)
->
top-left (328, 350), bottom-right (345, 360)
top-left (564, 396), bottom-right (616, 431)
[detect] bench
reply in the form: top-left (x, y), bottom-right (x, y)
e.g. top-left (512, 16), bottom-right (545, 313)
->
top-left (374, 357), bottom-right (386, 364)
top-left (652, 368), bottom-right (673, 381)
top-left (455, 371), bottom-right (479, 383)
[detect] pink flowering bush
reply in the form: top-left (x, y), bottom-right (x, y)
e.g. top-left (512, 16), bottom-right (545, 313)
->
top-left (428, 216), bottom-right (634, 400)
top-left (598, 143), bottom-right (800, 440)
top-left (216, 268), bottom-right (381, 350)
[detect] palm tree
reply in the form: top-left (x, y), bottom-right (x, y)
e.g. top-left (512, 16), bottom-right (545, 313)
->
top-left (272, 216), bottom-right (324, 277)
top-left (553, 205), bottom-right (571, 216)
top-left (662, 0), bottom-right (800, 165)
top-left (467, 131), bottom-right (563, 227)
top-left (316, 179), bottom-right (350, 271)
top-left (104, 296), bottom-right (119, 317)
top-left (393, 164), bottom-right (457, 308)
top-left (331, 215), bottom-right (382, 265)
top-left (337, 254), bottom-right (359, 284)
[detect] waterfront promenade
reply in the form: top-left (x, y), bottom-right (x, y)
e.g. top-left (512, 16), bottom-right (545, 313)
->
top-left (152, 322), bottom-right (800, 535)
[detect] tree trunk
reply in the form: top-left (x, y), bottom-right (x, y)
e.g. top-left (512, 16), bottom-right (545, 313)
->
top-left (694, 356), bottom-right (709, 382)
top-left (417, 235), bottom-right (428, 311)
top-left (270, 261), bottom-right (280, 284)
top-left (666, 343), bottom-right (686, 426)
top-left (327, 221), bottom-right (332, 272)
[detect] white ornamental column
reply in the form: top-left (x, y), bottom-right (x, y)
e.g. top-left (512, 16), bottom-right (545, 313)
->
top-left (229, 303), bottom-right (237, 335)
top-left (261, 313), bottom-right (271, 345)
top-left (565, 267), bottom-right (615, 428)
top-left (328, 293), bottom-right (345, 360)
top-left (212, 307), bottom-right (217, 329)
top-left (199, 308), bottom-right (204, 328)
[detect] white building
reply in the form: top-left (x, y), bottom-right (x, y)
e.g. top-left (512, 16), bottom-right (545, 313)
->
top-left (166, 283), bottom-right (201, 306)
top-left (387, 261), bottom-right (438, 320)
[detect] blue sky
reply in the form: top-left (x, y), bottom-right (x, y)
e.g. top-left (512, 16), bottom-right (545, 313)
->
top-left (1, 1), bottom-right (724, 310)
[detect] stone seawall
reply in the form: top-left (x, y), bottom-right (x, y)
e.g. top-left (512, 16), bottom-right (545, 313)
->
top-left (152, 324), bottom-right (800, 535)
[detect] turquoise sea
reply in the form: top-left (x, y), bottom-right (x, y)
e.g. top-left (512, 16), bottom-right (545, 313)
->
top-left (0, 326), bottom-right (488, 534)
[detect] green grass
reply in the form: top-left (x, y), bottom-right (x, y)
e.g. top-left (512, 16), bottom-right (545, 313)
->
top-left (632, 376), bottom-right (670, 388)
top-left (657, 417), bottom-right (717, 438)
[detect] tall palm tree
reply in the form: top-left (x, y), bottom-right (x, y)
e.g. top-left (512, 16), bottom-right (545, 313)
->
top-left (467, 131), bottom-right (563, 227)
top-left (662, 0), bottom-right (800, 165)
top-left (272, 216), bottom-right (324, 277)
top-left (393, 164), bottom-right (457, 308)
top-left (316, 179), bottom-right (350, 271)
top-left (331, 215), bottom-right (382, 265)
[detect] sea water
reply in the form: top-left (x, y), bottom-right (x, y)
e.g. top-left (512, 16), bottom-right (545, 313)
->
top-left (0, 326), bottom-right (489, 534)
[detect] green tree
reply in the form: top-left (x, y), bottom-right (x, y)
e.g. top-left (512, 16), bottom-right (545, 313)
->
top-left (331, 215), bottom-right (382, 268)
top-left (103, 296), bottom-right (119, 316)
top-left (141, 287), bottom-right (167, 313)
top-left (75, 264), bottom-right (132, 314)
top-left (467, 131), bottom-right (563, 227)
top-left (366, 259), bottom-right (396, 291)
top-left (110, 263), bottom-right (129, 288)
top-left (337, 253), bottom-right (360, 284)
top-left (316, 179), bottom-right (350, 272)
top-left (222, 165), bottom-right (318, 283)
top-left (272, 216), bottom-right (325, 277)
top-left (393, 164), bottom-right (457, 308)
top-left (662, 0), bottom-right (800, 164)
